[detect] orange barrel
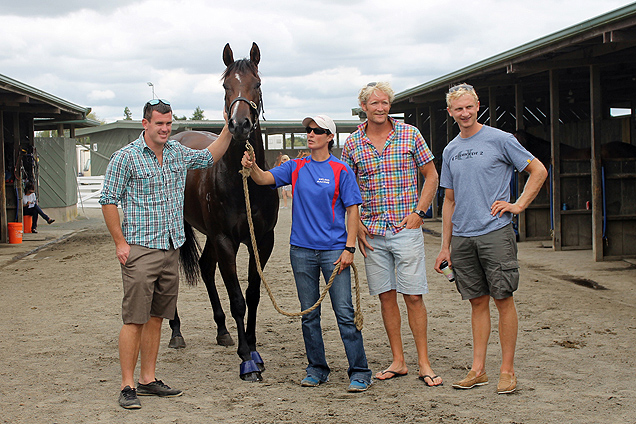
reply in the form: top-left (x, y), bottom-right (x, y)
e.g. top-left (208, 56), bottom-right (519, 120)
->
top-left (8, 222), bottom-right (23, 244)
top-left (23, 215), bottom-right (32, 233)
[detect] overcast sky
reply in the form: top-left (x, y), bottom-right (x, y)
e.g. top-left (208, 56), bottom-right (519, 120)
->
top-left (0, 0), bottom-right (632, 123)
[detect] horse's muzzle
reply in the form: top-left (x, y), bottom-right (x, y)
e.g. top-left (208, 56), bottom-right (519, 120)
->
top-left (228, 117), bottom-right (253, 140)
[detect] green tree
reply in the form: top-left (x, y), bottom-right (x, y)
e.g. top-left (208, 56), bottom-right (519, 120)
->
top-left (87, 111), bottom-right (105, 124)
top-left (191, 106), bottom-right (205, 120)
top-left (174, 114), bottom-right (187, 121)
top-left (123, 106), bottom-right (132, 120)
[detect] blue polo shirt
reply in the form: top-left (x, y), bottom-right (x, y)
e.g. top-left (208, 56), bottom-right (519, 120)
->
top-left (269, 154), bottom-right (362, 250)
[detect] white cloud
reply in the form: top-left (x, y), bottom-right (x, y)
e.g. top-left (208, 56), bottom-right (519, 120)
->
top-left (87, 90), bottom-right (116, 101)
top-left (0, 0), bottom-right (631, 122)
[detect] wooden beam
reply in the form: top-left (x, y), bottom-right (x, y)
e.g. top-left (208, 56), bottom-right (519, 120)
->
top-left (515, 84), bottom-right (527, 241)
top-left (429, 105), bottom-right (439, 219)
top-left (13, 112), bottom-right (23, 224)
top-left (489, 87), bottom-right (497, 128)
top-left (550, 70), bottom-right (561, 250)
top-left (0, 111), bottom-right (6, 243)
top-left (590, 65), bottom-right (603, 261)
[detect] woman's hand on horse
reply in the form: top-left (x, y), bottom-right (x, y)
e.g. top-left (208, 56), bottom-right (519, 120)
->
top-left (241, 150), bottom-right (254, 168)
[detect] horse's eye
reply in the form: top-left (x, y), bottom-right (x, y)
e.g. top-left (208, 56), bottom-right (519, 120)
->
top-left (255, 82), bottom-right (261, 89)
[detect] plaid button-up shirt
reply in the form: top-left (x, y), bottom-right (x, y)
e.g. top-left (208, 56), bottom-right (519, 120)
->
top-left (99, 132), bottom-right (215, 249)
top-left (341, 117), bottom-right (434, 236)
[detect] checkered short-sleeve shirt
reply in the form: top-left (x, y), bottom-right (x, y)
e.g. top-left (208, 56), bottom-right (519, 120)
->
top-left (341, 117), bottom-right (434, 236)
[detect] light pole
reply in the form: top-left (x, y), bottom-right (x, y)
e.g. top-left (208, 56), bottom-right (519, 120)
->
top-left (147, 82), bottom-right (155, 99)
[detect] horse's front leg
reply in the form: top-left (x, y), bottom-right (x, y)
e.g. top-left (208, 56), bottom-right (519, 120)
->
top-left (201, 239), bottom-right (233, 346)
top-left (215, 235), bottom-right (260, 382)
top-left (245, 229), bottom-right (275, 372)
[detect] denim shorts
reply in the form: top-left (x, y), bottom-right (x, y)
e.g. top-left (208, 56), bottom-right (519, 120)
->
top-left (364, 228), bottom-right (428, 296)
top-left (450, 224), bottom-right (519, 300)
top-left (120, 244), bottom-right (180, 324)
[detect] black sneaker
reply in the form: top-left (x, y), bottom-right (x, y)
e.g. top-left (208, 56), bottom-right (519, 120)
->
top-left (137, 379), bottom-right (183, 397)
top-left (119, 386), bottom-right (141, 409)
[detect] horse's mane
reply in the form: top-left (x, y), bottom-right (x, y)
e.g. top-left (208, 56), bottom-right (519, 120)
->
top-left (222, 58), bottom-right (259, 79)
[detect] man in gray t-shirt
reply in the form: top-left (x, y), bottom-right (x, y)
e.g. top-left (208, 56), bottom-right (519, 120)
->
top-left (434, 84), bottom-right (547, 395)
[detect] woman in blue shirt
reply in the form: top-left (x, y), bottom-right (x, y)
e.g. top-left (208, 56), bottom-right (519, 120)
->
top-left (241, 115), bottom-right (372, 392)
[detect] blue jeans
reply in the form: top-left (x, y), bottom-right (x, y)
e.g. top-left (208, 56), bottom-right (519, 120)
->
top-left (290, 246), bottom-right (372, 384)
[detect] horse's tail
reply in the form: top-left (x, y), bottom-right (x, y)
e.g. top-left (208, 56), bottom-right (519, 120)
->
top-left (179, 221), bottom-right (201, 287)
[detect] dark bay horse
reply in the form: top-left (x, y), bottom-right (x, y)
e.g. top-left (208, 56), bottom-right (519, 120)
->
top-left (170, 42), bottom-right (279, 382)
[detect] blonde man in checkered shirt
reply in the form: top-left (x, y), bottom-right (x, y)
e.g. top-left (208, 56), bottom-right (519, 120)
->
top-left (342, 82), bottom-right (442, 387)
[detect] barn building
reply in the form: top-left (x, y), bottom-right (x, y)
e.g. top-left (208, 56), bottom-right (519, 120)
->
top-left (0, 74), bottom-right (97, 243)
top-left (389, 3), bottom-right (636, 261)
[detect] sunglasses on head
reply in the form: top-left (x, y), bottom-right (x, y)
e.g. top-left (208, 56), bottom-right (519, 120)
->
top-left (448, 84), bottom-right (474, 93)
top-left (305, 126), bottom-right (329, 135)
top-left (146, 98), bottom-right (171, 106)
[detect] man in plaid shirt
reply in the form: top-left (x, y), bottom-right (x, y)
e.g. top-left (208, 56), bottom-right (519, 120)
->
top-left (342, 82), bottom-right (442, 386)
top-left (100, 100), bottom-right (231, 409)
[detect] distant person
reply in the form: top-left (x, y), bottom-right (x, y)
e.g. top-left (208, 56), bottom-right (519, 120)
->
top-left (341, 82), bottom-right (442, 386)
top-left (279, 154), bottom-right (292, 208)
top-left (100, 99), bottom-right (232, 409)
top-left (434, 83), bottom-right (547, 394)
top-left (22, 182), bottom-right (54, 233)
top-left (242, 114), bottom-right (373, 393)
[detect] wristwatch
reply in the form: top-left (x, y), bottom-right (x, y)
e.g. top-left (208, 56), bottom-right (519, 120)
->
top-left (344, 246), bottom-right (356, 253)
top-left (414, 209), bottom-right (427, 219)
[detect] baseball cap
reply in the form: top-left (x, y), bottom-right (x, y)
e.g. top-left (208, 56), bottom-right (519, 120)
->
top-left (302, 115), bottom-right (336, 135)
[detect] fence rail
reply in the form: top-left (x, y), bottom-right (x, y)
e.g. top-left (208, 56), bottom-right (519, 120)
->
top-left (77, 176), bottom-right (104, 209)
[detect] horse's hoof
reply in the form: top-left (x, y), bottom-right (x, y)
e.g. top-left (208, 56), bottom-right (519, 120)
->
top-left (240, 371), bottom-right (263, 382)
top-left (168, 335), bottom-right (186, 349)
top-left (251, 351), bottom-right (265, 372)
top-left (240, 360), bottom-right (263, 382)
top-left (216, 333), bottom-right (234, 346)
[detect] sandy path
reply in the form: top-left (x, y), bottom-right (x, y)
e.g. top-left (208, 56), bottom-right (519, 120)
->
top-left (0, 207), bottom-right (634, 423)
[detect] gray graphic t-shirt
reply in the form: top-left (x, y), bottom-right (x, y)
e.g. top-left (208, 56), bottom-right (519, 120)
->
top-left (440, 125), bottom-right (534, 237)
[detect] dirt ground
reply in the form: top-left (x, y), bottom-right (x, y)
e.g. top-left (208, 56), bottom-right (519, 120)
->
top-left (1, 206), bottom-right (635, 424)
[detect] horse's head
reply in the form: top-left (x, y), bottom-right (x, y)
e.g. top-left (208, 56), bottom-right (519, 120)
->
top-left (222, 42), bottom-right (262, 141)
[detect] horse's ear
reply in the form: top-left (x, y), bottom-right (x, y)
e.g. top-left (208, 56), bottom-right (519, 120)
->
top-left (223, 43), bottom-right (234, 67)
top-left (250, 42), bottom-right (260, 67)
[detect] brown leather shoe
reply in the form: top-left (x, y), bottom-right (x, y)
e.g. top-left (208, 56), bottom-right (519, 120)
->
top-left (497, 373), bottom-right (517, 394)
top-left (452, 370), bottom-right (488, 389)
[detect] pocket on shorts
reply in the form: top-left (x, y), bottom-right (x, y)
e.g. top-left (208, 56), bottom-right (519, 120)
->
top-left (493, 260), bottom-right (519, 298)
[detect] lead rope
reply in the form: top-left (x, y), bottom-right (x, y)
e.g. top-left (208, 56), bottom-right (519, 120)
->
top-left (239, 142), bottom-right (363, 330)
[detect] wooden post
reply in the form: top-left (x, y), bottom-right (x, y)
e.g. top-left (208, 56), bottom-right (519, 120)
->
top-left (550, 70), bottom-right (561, 250)
top-left (14, 113), bottom-right (24, 224)
top-left (590, 65), bottom-right (603, 261)
top-left (489, 87), bottom-right (497, 128)
top-left (446, 106), bottom-right (454, 144)
top-left (429, 105), bottom-right (439, 219)
top-left (515, 84), bottom-right (527, 241)
top-left (0, 111), bottom-right (6, 242)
